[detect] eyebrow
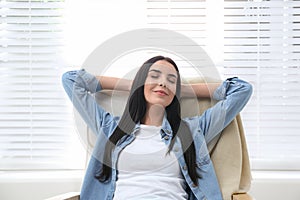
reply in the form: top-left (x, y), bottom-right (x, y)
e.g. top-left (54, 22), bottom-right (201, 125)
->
top-left (149, 69), bottom-right (177, 78)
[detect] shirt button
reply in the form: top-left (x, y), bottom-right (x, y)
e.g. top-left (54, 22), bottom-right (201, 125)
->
top-left (192, 183), bottom-right (197, 187)
top-left (163, 135), bottom-right (169, 140)
top-left (182, 165), bottom-right (187, 170)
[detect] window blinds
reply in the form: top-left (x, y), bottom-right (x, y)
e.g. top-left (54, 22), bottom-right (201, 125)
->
top-left (146, 0), bottom-right (216, 78)
top-left (223, 0), bottom-right (300, 170)
top-left (1, 0), bottom-right (299, 171)
top-left (147, 0), bottom-right (300, 170)
top-left (0, 0), bottom-right (84, 170)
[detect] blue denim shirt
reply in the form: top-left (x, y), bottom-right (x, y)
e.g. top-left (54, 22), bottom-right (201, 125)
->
top-left (62, 69), bottom-right (252, 200)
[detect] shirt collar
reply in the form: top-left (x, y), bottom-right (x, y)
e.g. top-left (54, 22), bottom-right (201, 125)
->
top-left (161, 114), bottom-right (173, 137)
top-left (132, 114), bottom-right (173, 137)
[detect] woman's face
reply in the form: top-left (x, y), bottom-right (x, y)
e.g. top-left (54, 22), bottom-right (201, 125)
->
top-left (144, 60), bottom-right (178, 108)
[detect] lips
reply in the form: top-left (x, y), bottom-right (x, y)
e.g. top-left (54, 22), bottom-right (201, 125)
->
top-left (154, 90), bottom-right (168, 96)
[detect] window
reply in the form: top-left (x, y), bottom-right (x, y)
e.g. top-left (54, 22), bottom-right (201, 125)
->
top-left (0, 0), bottom-right (85, 170)
top-left (2, 0), bottom-right (299, 171)
top-left (222, 0), bottom-right (300, 170)
top-left (147, 0), bottom-right (300, 170)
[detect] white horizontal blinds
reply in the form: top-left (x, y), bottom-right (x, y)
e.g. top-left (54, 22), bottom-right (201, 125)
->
top-left (146, 0), bottom-right (219, 79)
top-left (223, 0), bottom-right (300, 169)
top-left (0, 0), bottom-right (83, 170)
top-left (147, 0), bottom-right (300, 170)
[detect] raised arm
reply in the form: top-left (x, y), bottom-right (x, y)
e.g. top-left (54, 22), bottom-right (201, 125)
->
top-left (181, 82), bottom-right (221, 98)
top-left (97, 75), bottom-right (220, 98)
top-left (96, 76), bottom-right (132, 91)
top-left (62, 69), bottom-right (116, 136)
top-left (197, 77), bottom-right (253, 144)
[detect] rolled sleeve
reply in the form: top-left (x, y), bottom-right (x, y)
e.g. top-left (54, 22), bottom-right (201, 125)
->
top-left (199, 77), bottom-right (253, 144)
top-left (62, 69), bottom-right (111, 136)
top-left (62, 69), bottom-right (101, 99)
top-left (212, 77), bottom-right (238, 101)
top-left (76, 69), bottom-right (102, 93)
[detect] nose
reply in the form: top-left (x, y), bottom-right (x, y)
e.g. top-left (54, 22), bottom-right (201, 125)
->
top-left (159, 81), bottom-right (166, 87)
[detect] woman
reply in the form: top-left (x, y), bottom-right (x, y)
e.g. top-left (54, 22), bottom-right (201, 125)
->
top-left (62, 55), bottom-right (252, 200)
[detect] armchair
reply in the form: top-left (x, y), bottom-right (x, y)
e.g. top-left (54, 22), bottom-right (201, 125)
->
top-left (47, 78), bottom-right (254, 200)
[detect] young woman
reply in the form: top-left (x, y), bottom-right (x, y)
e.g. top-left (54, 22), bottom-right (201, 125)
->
top-left (62, 55), bottom-right (252, 200)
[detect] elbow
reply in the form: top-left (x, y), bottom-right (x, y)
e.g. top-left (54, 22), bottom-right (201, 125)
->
top-left (61, 72), bottom-right (69, 88)
top-left (242, 81), bottom-right (253, 102)
top-left (61, 71), bottom-right (78, 99)
top-left (62, 71), bottom-right (78, 86)
top-left (61, 71), bottom-right (69, 86)
top-left (246, 81), bottom-right (253, 96)
top-left (61, 72), bottom-right (72, 90)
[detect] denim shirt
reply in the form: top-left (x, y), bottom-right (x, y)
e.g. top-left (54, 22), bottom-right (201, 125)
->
top-left (62, 69), bottom-right (252, 200)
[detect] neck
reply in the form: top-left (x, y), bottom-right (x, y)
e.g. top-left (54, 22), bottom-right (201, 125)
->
top-left (141, 104), bottom-right (165, 126)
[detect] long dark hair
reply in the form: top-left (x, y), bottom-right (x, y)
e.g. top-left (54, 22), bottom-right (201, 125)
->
top-left (96, 55), bottom-right (199, 185)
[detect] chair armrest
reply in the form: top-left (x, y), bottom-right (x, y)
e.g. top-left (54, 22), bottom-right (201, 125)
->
top-left (45, 192), bottom-right (80, 200)
top-left (232, 193), bottom-right (254, 200)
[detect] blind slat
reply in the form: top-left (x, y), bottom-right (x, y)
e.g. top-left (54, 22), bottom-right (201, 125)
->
top-left (1, 2), bottom-right (64, 9)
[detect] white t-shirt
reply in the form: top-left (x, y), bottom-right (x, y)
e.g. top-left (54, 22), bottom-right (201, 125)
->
top-left (113, 124), bottom-right (188, 200)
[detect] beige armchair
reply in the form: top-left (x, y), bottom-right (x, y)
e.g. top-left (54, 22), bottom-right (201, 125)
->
top-left (47, 78), bottom-right (254, 200)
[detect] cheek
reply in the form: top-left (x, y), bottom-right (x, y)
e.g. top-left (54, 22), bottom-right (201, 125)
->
top-left (169, 93), bottom-right (176, 103)
top-left (144, 83), bottom-right (152, 92)
top-left (168, 85), bottom-right (177, 95)
top-left (167, 86), bottom-right (176, 100)
top-left (143, 84), bottom-right (152, 99)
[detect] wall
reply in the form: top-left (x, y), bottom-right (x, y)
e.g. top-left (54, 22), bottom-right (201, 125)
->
top-left (249, 171), bottom-right (300, 200)
top-left (0, 171), bottom-right (82, 200)
top-left (0, 171), bottom-right (300, 200)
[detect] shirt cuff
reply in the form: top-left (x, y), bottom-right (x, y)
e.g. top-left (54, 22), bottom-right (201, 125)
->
top-left (77, 69), bottom-right (102, 93)
top-left (212, 77), bottom-right (238, 100)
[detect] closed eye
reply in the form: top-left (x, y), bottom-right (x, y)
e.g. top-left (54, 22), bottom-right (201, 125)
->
top-left (167, 77), bottom-right (176, 84)
top-left (148, 69), bottom-right (177, 83)
top-left (150, 74), bottom-right (159, 79)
